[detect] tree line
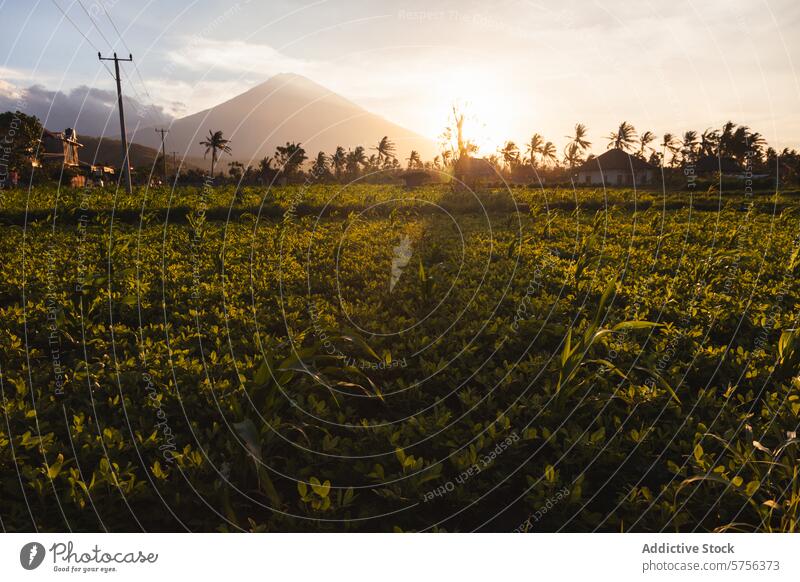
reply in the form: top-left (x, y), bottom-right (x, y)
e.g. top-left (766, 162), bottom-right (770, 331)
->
top-left (3, 109), bottom-right (800, 187)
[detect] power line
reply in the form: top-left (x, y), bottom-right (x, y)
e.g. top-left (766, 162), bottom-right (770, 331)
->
top-left (49, 0), bottom-right (115, 80)
top-left (73, 0), bottom-right (148, 106)
top-left (76, 0), bottom-right (115, 50)
top-left (101, 3), bottom-right (152, 100)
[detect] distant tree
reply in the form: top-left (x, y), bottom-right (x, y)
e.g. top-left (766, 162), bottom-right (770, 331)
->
top-left (199, 130), bottom-right (232, 176)
top-left (607, 121), bottom-right (637, 151)
top-left (274, 141), bottom-right (307, 181)
top-left (406, 150), bottom-right (422, 170)
top-left (257, 156), bottom-right (276, 183)
top-left (680, 130), bottom-right (698, 163)
top-left (563, 142), bottom-right (583, 169)
top-left (346, 146), bottom-right (367, 177)
top-left (372, 136), bottom-right (396, 167)
top-left (444, 104), bottom-right (477, 161)
top-left (637, 130), bottom-right (656, 159)
top-left (564, 123), bottom-right (591, 167)
top-left (311, 151), bottom-right (329, 180)
top-left (699, 128), bottom-right (719, 157)
top-left (498, 141), bottom-right (520, 169)
top-left (330, 146), bottom-right (346, 180)
top-left (0, 111), bottom-right (43, 184)
top-left (661, 133), bottom-right (679, 167)
top-left (568, 123), bottom-right (591, 150)
top-left (525, 133), bottom-right (545, 168)
top-left (228, 160), bottom-right (245, 182)
top-left (541, 141), bottom-right (557, 166)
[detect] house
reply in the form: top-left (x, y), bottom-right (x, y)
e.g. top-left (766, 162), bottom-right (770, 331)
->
top-left (575, 148), bottom-right (656, 186)
top-left (39, 127), bottom-right (82, 167)
top-left (37, 128), bottom-right (85, 186)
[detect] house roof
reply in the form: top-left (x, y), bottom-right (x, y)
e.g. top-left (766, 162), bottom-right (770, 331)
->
top-left (576, 148), bottom-right (656, 173)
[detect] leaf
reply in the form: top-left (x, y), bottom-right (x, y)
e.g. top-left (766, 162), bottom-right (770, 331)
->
top-left (47, 454), bottom-right (65, 479)
top-left (253, 360), bottom-right (271, 386)
top-left (612, 321), bottom-right (662, 332)
top-left (745, 481), bottom-right (760, 496)
top-left (693, 443), bottom-right (704, 462)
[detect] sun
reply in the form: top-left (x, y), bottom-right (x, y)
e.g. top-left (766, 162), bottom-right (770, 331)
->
top-left (433, 69), bottom-right (515, 155)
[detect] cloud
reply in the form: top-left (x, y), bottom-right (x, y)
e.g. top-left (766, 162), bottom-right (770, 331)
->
top-left (168, 37), bottom-right (312, 76)
top-left (0, 84), bottom-right (174, 137)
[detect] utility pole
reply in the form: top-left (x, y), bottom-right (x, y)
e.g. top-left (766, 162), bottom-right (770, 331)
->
top-left (155, 128), bottom-right (169, 183)
top-left (98, 52), bottom-right (133, 194)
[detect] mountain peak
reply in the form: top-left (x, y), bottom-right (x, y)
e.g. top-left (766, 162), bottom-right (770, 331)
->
top-left (134, 73), bottom-right (435, 162)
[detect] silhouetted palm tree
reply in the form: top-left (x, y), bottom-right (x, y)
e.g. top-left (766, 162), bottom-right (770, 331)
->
top-left (541, 141), bottom-right (557, 166)
top-left (406, 150), bottom-right (422, 169)
top-left (681, 130), bottom-right (698, 163)
top-left (199, 130), bottom-right (232, 176)
top-left (346, 146), bottom-right (368, 176)
top-left (274, 142), bottom-right (307, 180)
top-left (563, 142), bottom-right (583, 169)
top-left (607, 122), bottom-right (637, 151)
top-left (566, 123), bottom-right (591, 153)
top-left (499, 141), bottom-right (520, 169)
top-left (700, 129), bottom-right (719, 157)
top-left (311, 151), bottom-right (329, 179)
top-left (372, 136), bottom-right (396, 167)
top-left (638, 130), bottom-right (656, 158)
top-left (330, 146), bottom-right (346, 179)
top-left (525, 133), bottom-right (545, 168)
top-left (661, 133), bottom-right (679, 167)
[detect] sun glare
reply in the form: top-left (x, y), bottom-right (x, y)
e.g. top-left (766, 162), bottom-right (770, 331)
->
top-left (434, 69), bottom-right (515, 155)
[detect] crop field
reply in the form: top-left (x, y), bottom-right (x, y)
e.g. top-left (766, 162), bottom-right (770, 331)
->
top-left (1, 184), bottom-right (800, 532)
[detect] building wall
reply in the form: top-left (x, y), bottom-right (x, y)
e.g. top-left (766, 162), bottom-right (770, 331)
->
top-left (576, 169), bottom-right (654, 186)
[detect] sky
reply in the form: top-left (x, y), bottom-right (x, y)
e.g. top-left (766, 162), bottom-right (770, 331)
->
top-left (2, 0), bottom-right (800, 155)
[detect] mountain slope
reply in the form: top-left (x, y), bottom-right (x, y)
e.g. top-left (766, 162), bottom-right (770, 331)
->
top-left (131, 73), bottom-right (436, 165)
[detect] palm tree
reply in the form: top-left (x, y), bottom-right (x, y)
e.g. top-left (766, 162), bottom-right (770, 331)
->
top-left (330, 146), bottom-right (346, 180)
top-left (372, 136), bottom-right (396, 167)
top-left (274, 142), bottom-right (307, 180)
top-left (346, 146), bottom-right (368, 176)
top-left (406, 150), bottom-right (422, 170)
top-left (563, 124), bottom-right (591, 169)
top-left (607, 121), bottom-right (637, 151)
top-left (525, 133), bottom-right (545, 168)
top-left (499, 141), bottom-right (520, 169)
top-left (199, 130), bottom-right (232, 176)
top-left (661, 133), bottom-right (679, 167)
top-left (680, 130), bottom-right (698, 163)
top-left (566, 123), bottom-right (591, 152)
top-left (700, 128), bottom-right (719, 157)
top-left (563, 143), bottom-right (583, 169)
top-left (541, 141), bottom-right (557, 166)
top-left (637, 130), bottom-right (656, 158)
top-left (311, 151), bottom-right (329, 179)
